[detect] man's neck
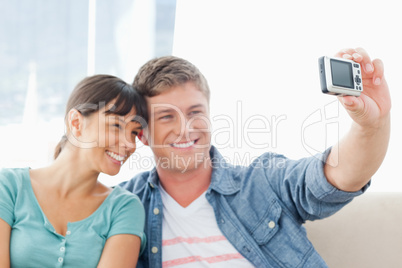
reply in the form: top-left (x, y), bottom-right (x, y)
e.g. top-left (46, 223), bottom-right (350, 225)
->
top-left (156, 160), bottom-right (213, 208)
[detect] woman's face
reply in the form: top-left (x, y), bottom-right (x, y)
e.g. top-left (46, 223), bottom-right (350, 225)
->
top-left (78, 102), bottom-right (143, 176)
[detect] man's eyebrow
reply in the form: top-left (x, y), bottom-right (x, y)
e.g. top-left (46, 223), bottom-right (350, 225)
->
top-left (153, 108), bottom-right (175, 115)
top-left (151, 104), bottom-right (206, 115)
top-left (188, 104), bottom-right (205, 110)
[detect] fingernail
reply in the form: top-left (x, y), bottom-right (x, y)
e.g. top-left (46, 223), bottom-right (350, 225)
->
top-left (352, 53), bottom-right (361, 59)
top-left (374, 77), bottom-right (381, 85)
top-left (343, 54), bottom-right (353, 59)
top-left (365, 63), bottom-right (374, 73)
top-left (342, 98), bottom-right (354, 106)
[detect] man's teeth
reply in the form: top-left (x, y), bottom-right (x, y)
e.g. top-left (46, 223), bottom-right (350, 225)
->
top-left (106, 151), bottom-right (126, 161)
top-left (172, 140), bottom-right (195, 148)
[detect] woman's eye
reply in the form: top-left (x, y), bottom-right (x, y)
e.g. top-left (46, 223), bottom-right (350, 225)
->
top-left (113, 123), bottom-right (122, 129)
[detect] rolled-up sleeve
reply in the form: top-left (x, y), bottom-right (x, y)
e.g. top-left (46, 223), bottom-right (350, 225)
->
top-left (306, 147), bottom-right (370, 203)
top-left (261, 147), bottom-right (370, 223)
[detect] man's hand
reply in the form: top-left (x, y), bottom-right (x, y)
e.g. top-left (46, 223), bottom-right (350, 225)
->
top-left (324, 47), bottom-right (391, 192)
top-left (336, 48), bottom-right (391, 129)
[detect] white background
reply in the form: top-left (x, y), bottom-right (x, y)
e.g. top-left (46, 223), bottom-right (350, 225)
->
top-left (169, 0), bottom-right (401, 192)
top-left (2, 0), bottom-right (401, 192)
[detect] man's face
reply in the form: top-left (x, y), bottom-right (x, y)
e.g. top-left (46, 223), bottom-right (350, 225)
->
top-left (144, 81), bottom-right (211, 173)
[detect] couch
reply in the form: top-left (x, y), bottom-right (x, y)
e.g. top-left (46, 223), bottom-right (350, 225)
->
top-left (304, 192), bottom-right (402, 267)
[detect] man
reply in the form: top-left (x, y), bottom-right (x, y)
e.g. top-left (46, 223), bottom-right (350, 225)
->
top-left (121, 48), bottom-right (391, 267)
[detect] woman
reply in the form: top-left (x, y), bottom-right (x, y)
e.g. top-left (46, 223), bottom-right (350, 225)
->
top-left (0, 75), bottom-right (148, 267)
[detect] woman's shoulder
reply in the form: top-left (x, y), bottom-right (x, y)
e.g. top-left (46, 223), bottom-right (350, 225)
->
top-left (0, 167), bottom-right (29, 187)
top-left (0, 167), bottom-right (29, 176)
top-left (0, 168), bottom-right (30, 222)
top-left (107, 186), bottom-right (143, 210)
top-left (103, 186), bottom-right (145, 231)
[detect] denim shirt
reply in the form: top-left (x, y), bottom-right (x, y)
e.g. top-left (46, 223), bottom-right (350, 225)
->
top-left (120, 146), bottom-right (368, 268)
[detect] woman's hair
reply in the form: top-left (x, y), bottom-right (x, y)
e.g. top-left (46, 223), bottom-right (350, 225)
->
top-left (54, 74), bottom-right (148, 159)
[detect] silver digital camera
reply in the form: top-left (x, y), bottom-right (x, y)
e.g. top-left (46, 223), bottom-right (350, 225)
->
top-left (319, 56), bottom-right (363, 96)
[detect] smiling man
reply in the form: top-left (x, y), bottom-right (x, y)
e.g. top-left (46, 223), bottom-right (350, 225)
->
top-left (120, 48), bottom-right (391, 268)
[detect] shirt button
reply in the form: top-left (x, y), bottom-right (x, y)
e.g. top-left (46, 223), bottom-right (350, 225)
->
top-left (66, 230), bottom-right (71, 235)
top-left (60, 247), bottom-right (65, 252)
top-left (58, 257), bottom-right (63, 263)
top-left (151, 247), bottom-right (158, 254)
top-left (153, 208), bottom-right (160, 215)
top-left (149, 183), bottom-right (155, 188)
top-left (268, 221), bottom-right (276, 229)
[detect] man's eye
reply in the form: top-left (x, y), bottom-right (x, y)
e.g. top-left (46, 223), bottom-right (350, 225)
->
top-left (113, 123), bottom-right (122, 129)
top-left (189, 110), bottom-right (201, 116)
top-left (160, 115), bottom-right (173, 120)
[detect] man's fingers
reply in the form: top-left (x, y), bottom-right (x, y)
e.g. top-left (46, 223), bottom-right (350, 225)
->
top-left (372, 58), bottom-right (384, 85)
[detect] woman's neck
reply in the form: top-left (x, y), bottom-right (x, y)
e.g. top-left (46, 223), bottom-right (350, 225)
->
top-left (30, 148), bottom-right (103, 198)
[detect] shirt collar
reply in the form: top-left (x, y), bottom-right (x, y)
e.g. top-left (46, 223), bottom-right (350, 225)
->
top-left (208, 146), bottom-right (241, 195)
top-left (146, 168), bottom-right (160, 190)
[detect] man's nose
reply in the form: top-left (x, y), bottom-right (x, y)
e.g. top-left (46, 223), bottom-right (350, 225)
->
top-left (173, 114), bottom-right (191, 140)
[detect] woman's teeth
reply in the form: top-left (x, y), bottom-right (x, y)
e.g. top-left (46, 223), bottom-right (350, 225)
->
top-left (106, 151), bottom-right (126, 161)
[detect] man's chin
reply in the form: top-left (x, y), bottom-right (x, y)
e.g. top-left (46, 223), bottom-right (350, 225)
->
top-left (155, 153), bottom-right (210, 173)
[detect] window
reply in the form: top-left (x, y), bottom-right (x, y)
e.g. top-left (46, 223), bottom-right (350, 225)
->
top-left (0, 0), bottom-right (176, 184)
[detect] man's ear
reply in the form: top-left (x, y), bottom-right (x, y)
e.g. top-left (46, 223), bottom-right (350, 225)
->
top-left (138, 129), bottom-right (150, 146)
top-left (68, 109), bottom-right (83, 137)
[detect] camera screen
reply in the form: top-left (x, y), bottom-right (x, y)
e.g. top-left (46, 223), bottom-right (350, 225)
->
top-left (330, 59), bottom-right (354, 88)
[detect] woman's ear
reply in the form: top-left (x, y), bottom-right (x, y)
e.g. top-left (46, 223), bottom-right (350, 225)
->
top-left (138, 129), bottom-right (149, 146)
top-left (68, 109), bottom-right (83, 137)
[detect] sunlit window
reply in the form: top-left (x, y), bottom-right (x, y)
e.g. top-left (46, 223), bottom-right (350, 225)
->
top-left (0, 0), bottom-right (176, 182)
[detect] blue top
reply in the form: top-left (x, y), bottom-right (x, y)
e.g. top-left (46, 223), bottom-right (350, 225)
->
top-left (0, 167), bottom-right (146, 268)
top-left (120, 146), bottom-right (369, 268)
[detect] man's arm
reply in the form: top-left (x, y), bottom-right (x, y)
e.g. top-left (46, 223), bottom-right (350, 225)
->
top-left (325, 47), bottom-right (391, 192)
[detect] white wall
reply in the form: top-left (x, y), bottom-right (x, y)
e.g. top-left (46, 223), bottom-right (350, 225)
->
top-left (170, 0), bottom-right (402, 192)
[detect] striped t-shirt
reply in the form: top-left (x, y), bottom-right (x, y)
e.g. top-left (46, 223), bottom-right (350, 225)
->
top-left (160, 186), bottom-right (254, 267)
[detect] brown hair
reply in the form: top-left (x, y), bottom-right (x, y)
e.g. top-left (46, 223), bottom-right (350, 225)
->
top-left (54, 74), bottom-right (148, 159)
top-left (133, 56), bottom-right (210, 102)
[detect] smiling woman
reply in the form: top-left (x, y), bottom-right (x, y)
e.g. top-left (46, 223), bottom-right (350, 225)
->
top-left (54, 75), bottom-right (148, 174)
top-left (0, 75), bottom-right (148, 268)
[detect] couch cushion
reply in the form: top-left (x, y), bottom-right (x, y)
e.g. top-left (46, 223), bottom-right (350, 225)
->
top-left (305, 192), bottom-right (402, 267)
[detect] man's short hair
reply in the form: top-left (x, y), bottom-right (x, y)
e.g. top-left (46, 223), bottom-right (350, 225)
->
top-left (133, 56), bottom-right (210, 102)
